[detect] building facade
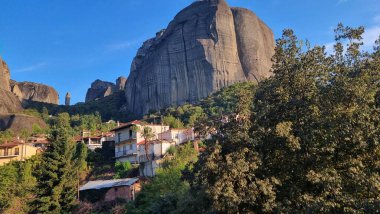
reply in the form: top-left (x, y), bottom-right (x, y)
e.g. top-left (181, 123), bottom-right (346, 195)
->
top-left (158, 128), bottom-right (195, 145)
top-left (112, 121), bottom-right (169, 164)
top-left (0, 142), bottom-right (40, 166)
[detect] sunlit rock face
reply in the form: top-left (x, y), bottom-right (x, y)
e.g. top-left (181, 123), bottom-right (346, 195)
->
top-left (0, 58), bottom-right (11, 92)
top-left (11, 81), bottom-right (59, 105)
top-left (126, 0), bottom-right (275, 115)
top-left (85, 79), bottom-right (116, 103)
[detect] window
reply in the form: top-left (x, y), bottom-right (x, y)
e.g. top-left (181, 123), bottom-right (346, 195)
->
top-left (129, 144), bottom-right (133, 150)
top-left (118, 133), bottom-right (121, 143)
top-left (129, 130), bottom-right (133, 138)
top-left (14, 148), bottom-right (19, 156)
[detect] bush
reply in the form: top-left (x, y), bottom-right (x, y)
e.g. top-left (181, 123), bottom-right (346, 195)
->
top-left (114, 161), bottom-right (133, 179)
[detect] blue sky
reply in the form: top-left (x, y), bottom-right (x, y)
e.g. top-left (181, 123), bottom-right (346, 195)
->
top-left (0, 0), bottom-right (379, 104)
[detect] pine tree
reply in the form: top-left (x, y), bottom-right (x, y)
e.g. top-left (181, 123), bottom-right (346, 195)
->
top-left (31, 113), bottom-right (87, 213)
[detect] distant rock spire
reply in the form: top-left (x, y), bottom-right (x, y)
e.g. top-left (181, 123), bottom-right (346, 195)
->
top-left (65, 92), bottom-right (71, 106)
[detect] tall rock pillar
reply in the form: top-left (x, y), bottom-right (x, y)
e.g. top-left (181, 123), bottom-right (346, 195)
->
top-left (65, 92), bottom-right (71, 106)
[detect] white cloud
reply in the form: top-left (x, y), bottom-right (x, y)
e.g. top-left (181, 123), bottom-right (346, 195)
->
top-left (13, 62), bottom-right (47, 73)
top-left (362, 26), bottom-right (380, 50)
top-left (324, 42), bottom-right (336, 55)
top-left (323, 25), bottom-right (380, 54)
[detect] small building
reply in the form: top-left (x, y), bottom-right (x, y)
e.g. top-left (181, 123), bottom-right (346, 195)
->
top-left (79, 178), bottom-right (140, 203)
top-left (27, 134), bottom-right (50, 150)
top-left (137, 140), bottom-right (175, 177)
top-left (0, 142), bottom-right (40, 166)
top-left (158, 128), bottom-right (195, 145)
top-left (112, 120), bottom-right (169, 164)
top-left (76, 131), bottom-right (115, 150)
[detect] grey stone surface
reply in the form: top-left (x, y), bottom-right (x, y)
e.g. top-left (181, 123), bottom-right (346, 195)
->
top-left (85, 79), bottom-right (116, 102)
top-left (0, 57), bottom-right (11, 91)
top-left (11, 81), bottom-right (59, 104)
top-left (125, 0), bottom-right (275, 115)
top-left (0, 89), bottom-right (23, 114)
top-left (116, 76), bottom-right (127, 91)
top-left (65, 92), bottom-right (71, 106)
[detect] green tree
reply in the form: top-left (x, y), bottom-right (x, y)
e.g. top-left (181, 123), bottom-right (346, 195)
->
top-left (0, 163), bottom-right (18, 210)
top-left (32, 112), bottom-right (87, 213)
top-left (187, 25), bottom-right (380, 213)
top-left (114, 161), bottom-right (133, 179)
top-left (162, 114), bottom-right (184, 128)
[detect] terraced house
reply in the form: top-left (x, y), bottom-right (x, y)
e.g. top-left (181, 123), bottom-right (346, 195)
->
top-left (112, 120), bottom-right (169, 164)
top-left (0, 141), bottom-right (40, 165)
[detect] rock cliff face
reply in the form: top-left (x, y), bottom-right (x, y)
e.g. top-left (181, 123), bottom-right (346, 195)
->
top-left (0, 59), bottom-right (23, 114)
top-left (0, 58), bottom-right (11, 91)
top-left (85, 77), bottom-right (128, 103)
top-left (85, 80), bottom-right (116, 102)
top-left (0, 114), bottom-right (47, 133)
top-left (11, 81), bottom-right (59, 104)
top-left (116, 76), bottom-right (127, 90)
top-left (0, 89), bottom-right (23, 114)
top-left (125, 0), bottom-right (275, 115)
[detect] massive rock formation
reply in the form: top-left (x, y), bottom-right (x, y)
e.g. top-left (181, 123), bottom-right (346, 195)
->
top-left (85, 80), bottom-right (116, 102)
top-left (0, 58), bottom-right (48, 132)
top-left (85, 77), bottom-right (127, 103)
top-left (0, 58), bottom-right (11, 91)
top-left (11, 81), bottom-right (59, 105)
top-left (125, 0), bottom-right (275, 115)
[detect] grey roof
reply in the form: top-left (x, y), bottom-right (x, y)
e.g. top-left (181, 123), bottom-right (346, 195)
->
top-left (80, 178), bottom-right (139, 191)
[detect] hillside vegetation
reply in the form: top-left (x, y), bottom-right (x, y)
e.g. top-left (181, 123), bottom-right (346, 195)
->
top-left (0, 24), bottom-right (379, 213)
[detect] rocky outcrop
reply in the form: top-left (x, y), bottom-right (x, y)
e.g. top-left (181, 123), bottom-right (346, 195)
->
top-left (0, 114), bottom-right (47, 133)
top-left (11, 81), bottom-right (59, 105)
top-left (85, 80), bottom-right (116, 102)
top-left (0, 60), bottom-right (23, 114)
top-left (0, 57), bottom-right (11, 91)
top-left (116, 76), bottom-right (127, 90)
top-left (65, 92), bottom-right (71, 106)
top-left (0, 90), bottom-right (23, 114)
top-left (125, 0), bottom-right (275, 115)
top-left (85, 77), bottom-right (128, 103)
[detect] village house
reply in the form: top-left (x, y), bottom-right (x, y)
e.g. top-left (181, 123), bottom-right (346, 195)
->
top-left (0, 141), bottom-right (41, 166)
top-left (137, 139), bottom-right (175, 177)
top-left (27, 134), bottom-right (50, 150)
top-left (158, 128), bottom-right (195, 145)
top-left (112, 120), bottom-right (169, 164)
top-left (76, 131), bottom-right (115, 150)
top-left (79, 178), bottom-right (140, 202)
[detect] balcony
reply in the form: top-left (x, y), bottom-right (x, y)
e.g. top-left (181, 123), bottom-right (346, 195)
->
top-left (115, 150), bottom-right (137, 158)
top-left (116, 138), bottom-right (136, 144)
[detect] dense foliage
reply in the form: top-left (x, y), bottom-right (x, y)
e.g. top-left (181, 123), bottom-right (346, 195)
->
top-left (24, 91), bottom-right (133, 121)
top-left (184, 25), bottom-right (380, 213)
top-left (0, 157), bottom-right (39, 213)
top-left (126, 143), bottom-right (198, 214)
